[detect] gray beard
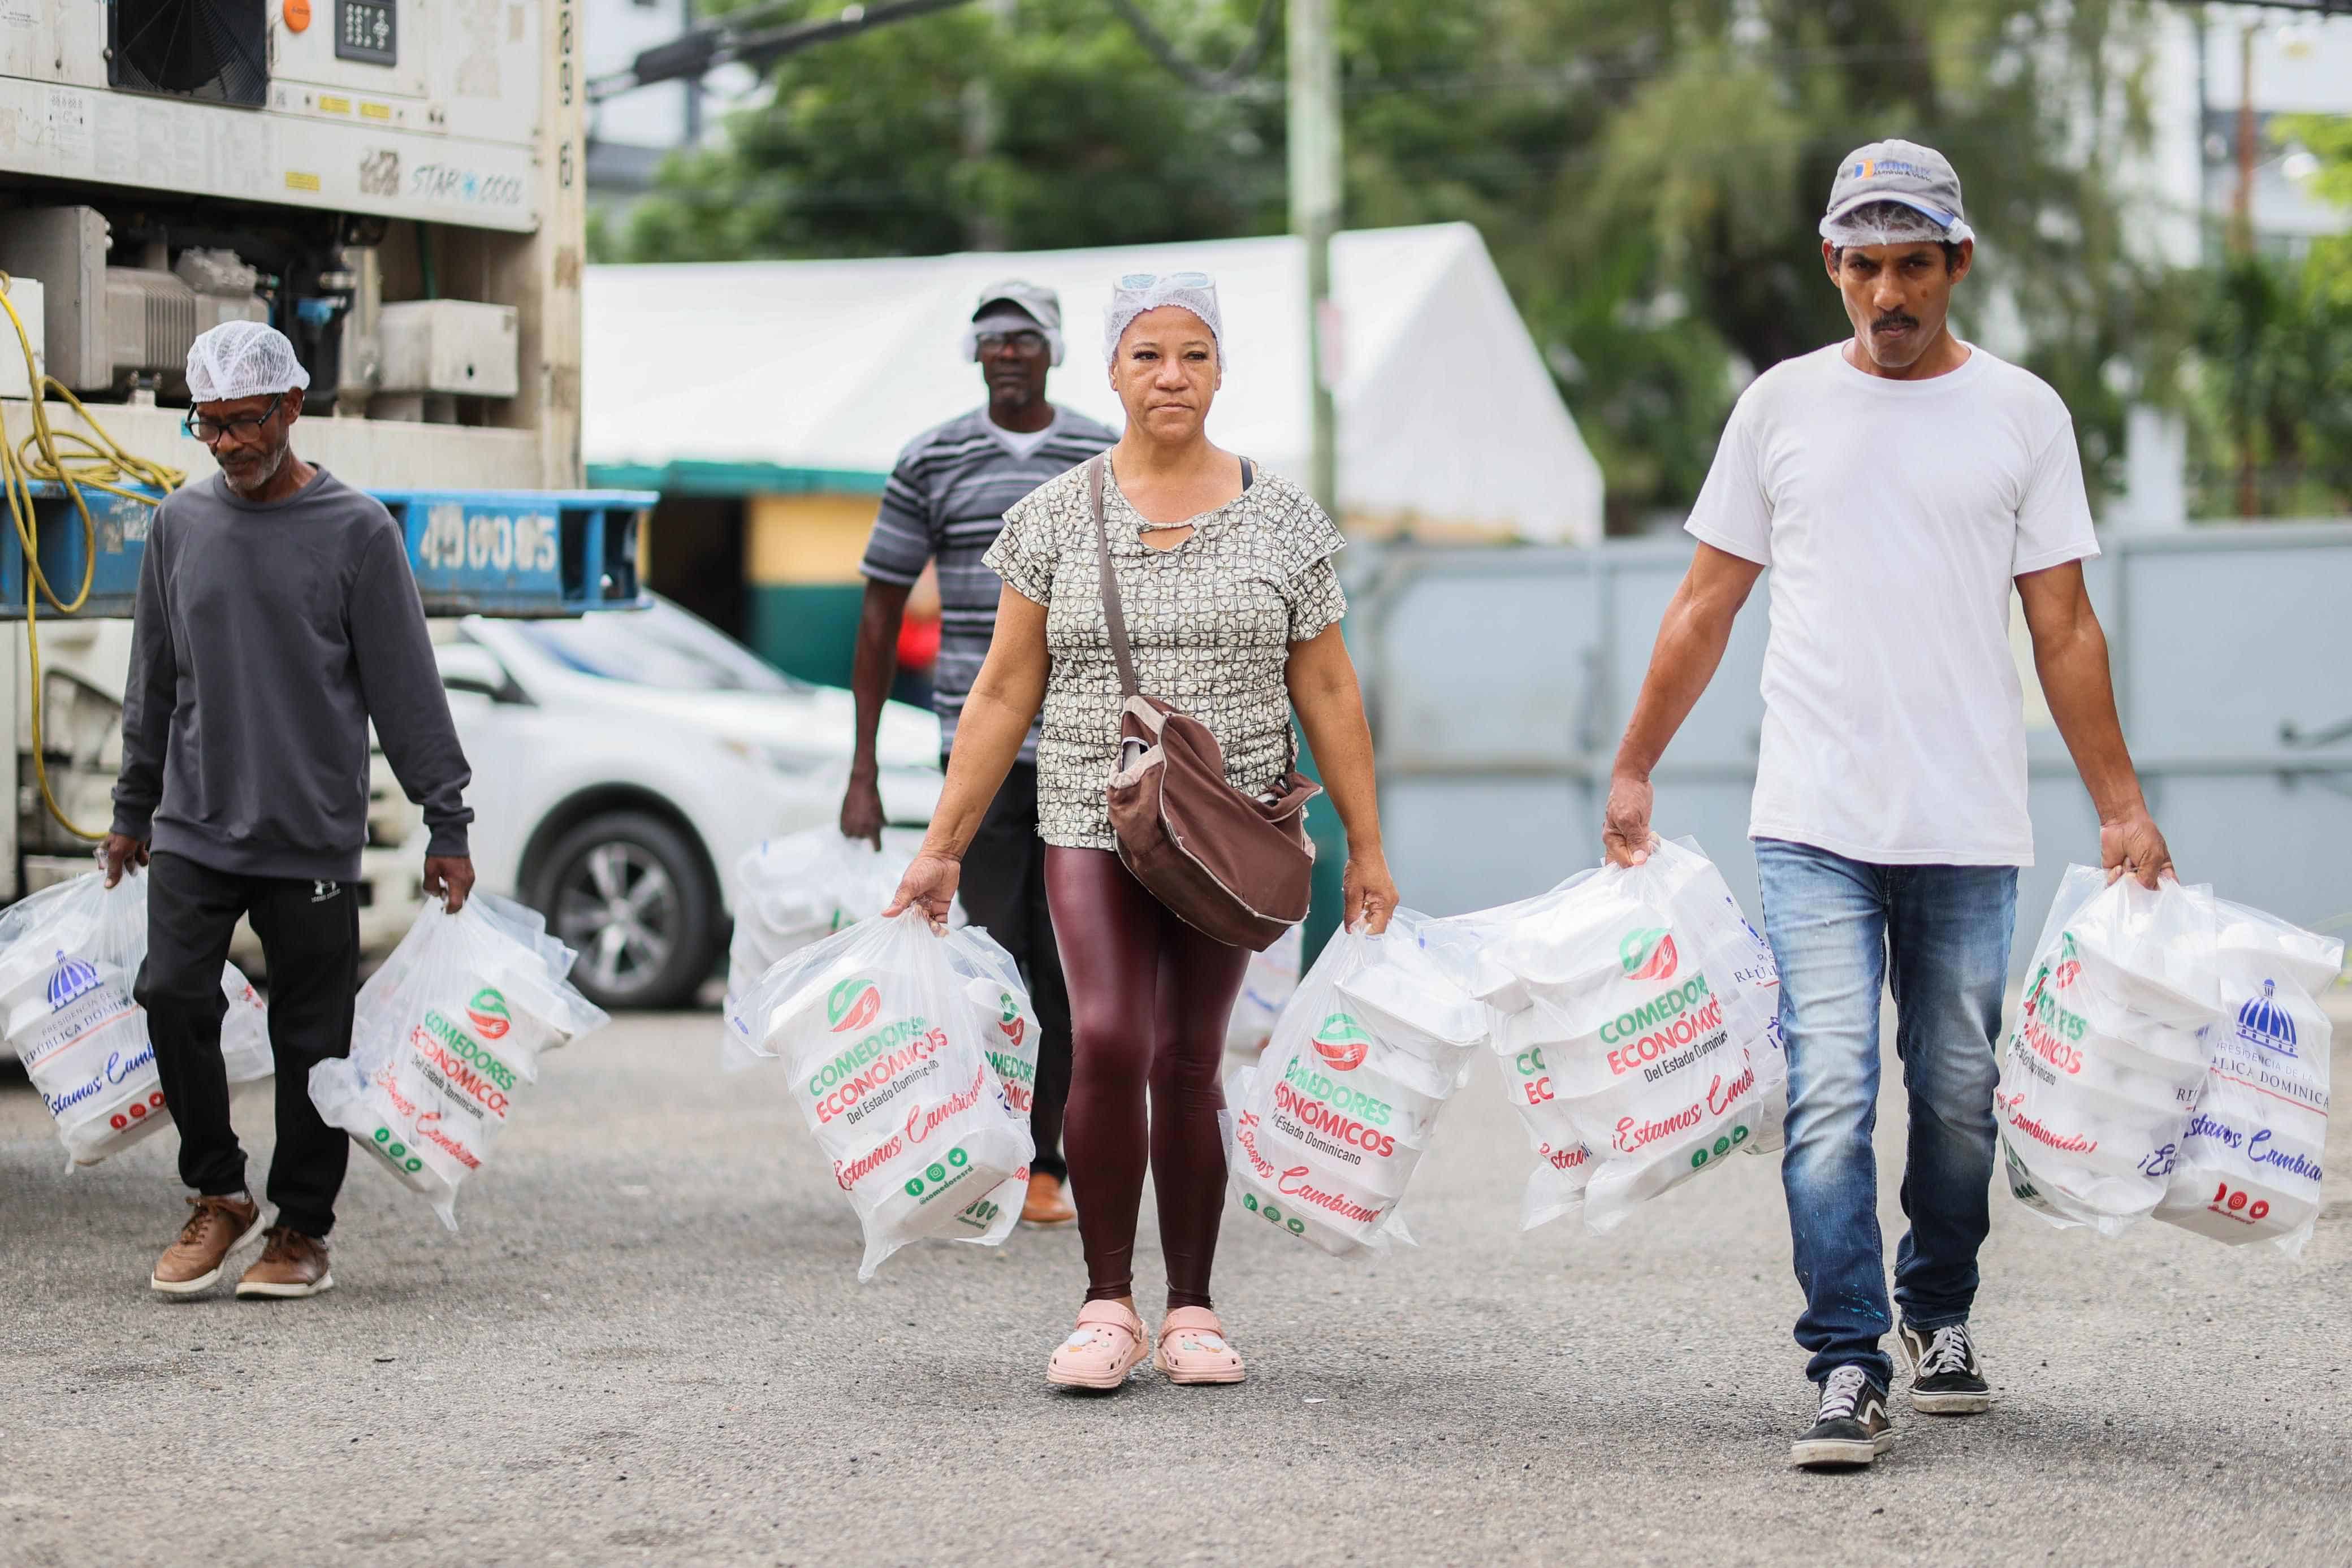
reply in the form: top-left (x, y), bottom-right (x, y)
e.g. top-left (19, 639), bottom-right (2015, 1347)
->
top-left (220, 444), bottom-right (289, 496)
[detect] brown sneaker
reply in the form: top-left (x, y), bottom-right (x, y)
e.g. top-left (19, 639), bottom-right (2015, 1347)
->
top-left (234, 1227), bottom-right (335, 1300)
top-left (1021, 1171), bottom-right (1076, 1228)
top-left (150, 1193), bottom-right (262, 1296)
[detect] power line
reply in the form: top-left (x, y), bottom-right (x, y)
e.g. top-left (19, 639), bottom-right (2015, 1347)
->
top-left (590, 0), bottom-right (2352, 113)
top-left (1340, 34), bottom-right (2146, 100)
top-left (1102, 0), bottom-right (1282, 95)
top-left (590, 0), bottom-right (978, 103)
top-left (2152, 0), bottom-right (2352, 12)
top-left (597, 0), bottom-right (1286, 103)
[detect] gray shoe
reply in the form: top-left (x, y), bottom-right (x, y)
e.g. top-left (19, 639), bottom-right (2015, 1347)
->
top-left (1898, 1320), bottom-right (1992, 1414)
top-left (1791, 1365), bottom-right (1897, 1469)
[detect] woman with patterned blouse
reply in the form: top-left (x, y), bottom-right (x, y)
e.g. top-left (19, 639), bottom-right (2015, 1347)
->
top-left (888, 272), bottom-right (1398, 1392)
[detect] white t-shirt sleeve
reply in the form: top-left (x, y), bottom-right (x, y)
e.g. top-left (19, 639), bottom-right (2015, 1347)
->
top-left (1682, 391), bottom-right (1772, 566)
top-left (2012, 409), bottom-right (2100, 575)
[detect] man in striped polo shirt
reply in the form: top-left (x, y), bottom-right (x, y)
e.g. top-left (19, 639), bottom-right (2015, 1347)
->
top-left (842, 279), bottom-right (1116, 1229)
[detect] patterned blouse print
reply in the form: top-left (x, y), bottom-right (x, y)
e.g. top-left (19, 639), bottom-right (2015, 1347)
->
top-left (984, 458), bottom-right (1347, 851)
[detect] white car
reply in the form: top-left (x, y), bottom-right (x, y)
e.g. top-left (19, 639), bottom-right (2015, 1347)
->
top-left (435, 598), bottom-right (942, 1010)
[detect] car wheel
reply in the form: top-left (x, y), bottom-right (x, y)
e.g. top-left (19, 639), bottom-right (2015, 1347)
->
top-left (528, 811), bottom-right (717, 1012)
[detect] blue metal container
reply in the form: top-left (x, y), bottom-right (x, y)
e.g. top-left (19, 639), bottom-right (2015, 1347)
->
top-left (373, 488), bottom-right (655, 617)
top-left (0, 481), bottom-right (655, 619)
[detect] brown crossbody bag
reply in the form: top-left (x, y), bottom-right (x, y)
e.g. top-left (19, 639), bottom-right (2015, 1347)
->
top-left (1089, 454), bottom-right (1320, 952)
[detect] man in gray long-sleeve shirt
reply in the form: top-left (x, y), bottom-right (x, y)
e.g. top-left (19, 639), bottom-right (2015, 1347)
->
top-left (102, 322), bottom-right (475, 1301)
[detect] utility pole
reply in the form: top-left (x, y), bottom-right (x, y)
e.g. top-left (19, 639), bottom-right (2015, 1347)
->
top-left (1287, 0), bottom-right (1344, 963)
top-left (2230, 23), bottom-right (2258, 255)
top-left (961, 0), bottom-right (1015, 251)
top-left (1289, 0), bottom-right (1341, 517)
top-left (2232, 21), bottom-right (2259, 517)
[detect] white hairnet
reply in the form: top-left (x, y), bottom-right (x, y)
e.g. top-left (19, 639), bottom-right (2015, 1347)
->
top-left (1820, 198), bottom-right (1974, 250)
top-left (1102, 272), bottom-right (1223, 367)
top-left (186, 320), bottom-right (312, 404)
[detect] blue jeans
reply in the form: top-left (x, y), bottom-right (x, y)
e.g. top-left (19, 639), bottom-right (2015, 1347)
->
top-left (1753, 839), bottom-right (2016, 1389)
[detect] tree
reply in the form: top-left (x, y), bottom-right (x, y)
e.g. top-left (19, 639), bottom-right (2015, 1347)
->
top-left (609, 0), bottom-right (2189, 528)
top-left (2282, 111), bottom-right (2352, 307)
top-left (613, 1), bottom-right (1285, 261)
top-left (1482, 1), bottom-right (2193, 527)
top-left (2180, 114), bottom-right (2352, 518)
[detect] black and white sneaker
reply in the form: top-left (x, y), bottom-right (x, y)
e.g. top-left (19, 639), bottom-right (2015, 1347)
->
top-left (1790, 1365), bottom-right (1896, 1469)
top-left (1898, 1320), bottom-right (1992, 1415)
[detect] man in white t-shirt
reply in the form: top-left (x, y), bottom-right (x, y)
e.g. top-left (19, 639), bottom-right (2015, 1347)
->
top-left (1600, 140), bottom-right (2173, 1471)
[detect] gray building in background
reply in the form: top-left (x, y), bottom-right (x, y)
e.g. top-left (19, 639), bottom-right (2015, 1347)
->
top-left (2168, 11), bottom-right (2352, 254)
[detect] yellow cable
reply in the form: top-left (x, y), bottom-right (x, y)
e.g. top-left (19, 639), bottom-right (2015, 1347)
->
top-left (0, 271), bottom-right (185, 842)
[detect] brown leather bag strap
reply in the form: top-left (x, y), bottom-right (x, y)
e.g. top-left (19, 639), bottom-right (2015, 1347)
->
top-left (1089, 456), bottom-right (1141, 701)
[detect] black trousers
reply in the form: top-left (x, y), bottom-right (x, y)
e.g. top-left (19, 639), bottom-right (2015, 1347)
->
top-left (952, 759), bottom-right (1072, 1183)
top-left (136, 851), bottom-right (361, 1239)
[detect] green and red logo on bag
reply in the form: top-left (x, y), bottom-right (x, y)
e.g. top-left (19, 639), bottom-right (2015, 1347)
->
top-left (466, 987), bottom-right (511, 1040)
top-left (1311, 1012), bottom-right (1371, 1072)
top-left (828, 978), bottom-right (881, 1034)
top-left (1619, 926), bottom-right (1678, 982)
top-left (2024, 935), bottom-right (2083, 1018)
top-left (996, 992), bottom-right (1026, 1048)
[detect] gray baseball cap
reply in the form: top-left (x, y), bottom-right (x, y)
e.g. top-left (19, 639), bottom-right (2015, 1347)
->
top-left (1819, 139), bottom-right (1975, 245)
top-left (962, 279), bottom-right (1065, 365)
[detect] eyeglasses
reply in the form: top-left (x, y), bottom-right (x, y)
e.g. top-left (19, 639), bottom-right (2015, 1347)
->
top-left (183, 395), bottom-right (284, 444)
top-left (975, 330), bottom-right (1048, 354)
top-left (1116, 271), bottom-right (1214, 291)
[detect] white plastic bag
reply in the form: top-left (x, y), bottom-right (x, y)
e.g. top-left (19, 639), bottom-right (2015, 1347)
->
top-left (724, 827), bottom-right (958, 1010)
top-left (1998, 869), bottom-right (2224, 1237)
top-left (217, 967), bottom-right (273, 1086)
top-left (1225, 924), bottom-right (1303, 1055)
top-left (1423, 878), bottom-right (1600, 1229)
top-left (1720, 903), bottom-right (1787, 1155)
top-left (1492, 1001), bottom-right (1597, 1229)
top-left (933, 924), bottom-right (1045, 1244)
top-left (310, 894), bottom-right (608, 1229)
top-left (1458, 839), bottom-right (1783, 1235)
top-left (0, 869), bottom-right (271, 1168)
top-left (2152, 900), bottom-right (2339, 1257)
top-left (1223, 912), bottom-right (1484, 1257)
top-left (725, 829), bottom-right (904, 1008)
top-left (724, 912), bottom-right (1036, 1276)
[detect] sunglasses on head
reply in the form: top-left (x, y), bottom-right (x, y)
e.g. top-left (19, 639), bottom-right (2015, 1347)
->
top-left (1117, 271), bottom-right (1214, 292)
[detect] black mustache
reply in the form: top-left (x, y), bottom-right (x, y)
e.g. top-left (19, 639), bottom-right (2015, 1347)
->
top-left (1872, 314), bottom-right (1919, 331)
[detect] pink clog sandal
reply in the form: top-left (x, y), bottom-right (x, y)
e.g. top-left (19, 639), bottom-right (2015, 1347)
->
top-left (1155, 1307), bottom-right (1246, 1385)
top-left (1047, 1300), bottom-right (1148, 1391)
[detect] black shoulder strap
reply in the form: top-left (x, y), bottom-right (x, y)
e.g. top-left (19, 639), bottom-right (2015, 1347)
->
top-left (1240, 457), bottom-right (1255, 490)
top-left (1089, 457), bottom-right (1141, 700)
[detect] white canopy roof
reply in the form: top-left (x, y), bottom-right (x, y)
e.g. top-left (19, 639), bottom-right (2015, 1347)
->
top-left (585, 223), bottom-right (1601, 544)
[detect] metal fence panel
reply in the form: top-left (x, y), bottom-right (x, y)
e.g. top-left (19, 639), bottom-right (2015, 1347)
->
top-left (2113, 531), bottom-right (2352, 760)
top-left (1380, 778), bottom-right (1594, 916)
top-left (1606, 556), bottom-right (1772, 770)
top-left (1359, 556), bottom-right (1603, 772)
top-left (1357, 524), bottom-right (2352, 976)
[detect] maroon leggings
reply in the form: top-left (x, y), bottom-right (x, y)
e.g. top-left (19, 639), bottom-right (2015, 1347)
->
top-left (1044, 847), bottom-right (1252, 1313)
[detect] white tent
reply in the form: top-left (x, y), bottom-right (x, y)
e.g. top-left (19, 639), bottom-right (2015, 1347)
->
top-left (585, 223), bottom-right (1602, 544)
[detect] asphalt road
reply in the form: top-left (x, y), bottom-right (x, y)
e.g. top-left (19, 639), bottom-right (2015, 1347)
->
top-left (6, 998), bottom-right (2350, 1568)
